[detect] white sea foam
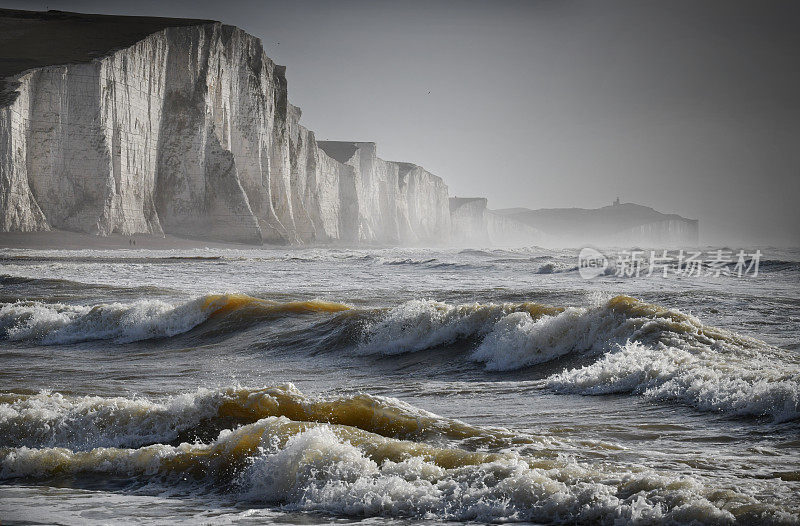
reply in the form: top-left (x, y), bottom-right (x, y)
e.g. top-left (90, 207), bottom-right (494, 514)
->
top-left (0, 389), bottom-right (227, 449)
top-left (242, 428), bottom-right (792, 524)
top-left (546, 341), bottom-right (800, 422)
top-left (0, 298), bottom-right (210, 344)
top-left (471, 306), bottom-right (613, 370)
top-left (359, 295), bottom-right (692, 369)
top-left (2, 416), bottom-right (788, 524)
top-left (239, 426), bottom-right (754, 524)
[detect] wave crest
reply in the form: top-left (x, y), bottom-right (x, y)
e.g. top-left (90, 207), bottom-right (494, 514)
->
top-left (359, 299), bottom-right (563, 357)
top-left (3, 293), bottom-right (797, 422)
top-left (0, 294), bottom-right (349, 344)
top-left (360, 296), bottom-right (799, 421)
top-left (0, 384), bottom-right (529, 451)
top-left (547, 341), bottom-right (800, 422)
top-left (359, 295), bottom-right (755, 370)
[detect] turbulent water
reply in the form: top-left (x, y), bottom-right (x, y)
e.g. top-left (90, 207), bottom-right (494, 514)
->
top-left (0, 246), bottom-right (798, 525)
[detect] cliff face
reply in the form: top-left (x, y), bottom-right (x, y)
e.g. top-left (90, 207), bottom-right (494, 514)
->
top-left (449, 197), bottom-right (546, 247)
top-left (449, 198), bottom-right (489, 245)
top-left (0, 10), bottom-right (450, 245)
top-left (612, 218), bottom-right (700, 246)
top-left (317, 142), bottom-right (450, 245)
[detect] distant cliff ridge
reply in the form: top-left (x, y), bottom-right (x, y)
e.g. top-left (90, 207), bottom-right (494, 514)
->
top-left (494, 202), bottom-right (699, 246)
top-left (0, 9), bottom-right (698, 247)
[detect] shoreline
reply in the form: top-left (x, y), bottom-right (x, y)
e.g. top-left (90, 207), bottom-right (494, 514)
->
top-left (0, 231), bottom-right (790, 252)
top-left (0, 231), bottom-right (445, 251)
top-left (0, 231), bottom-right (275, 251)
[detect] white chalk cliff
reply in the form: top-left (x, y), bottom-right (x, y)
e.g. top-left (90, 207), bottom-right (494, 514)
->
top-left (449, 197), bottom-right (549, 247)
top-left (0, 9), bottom-right (700, 247)
top-left (0, 10), bottom-right (451, 245)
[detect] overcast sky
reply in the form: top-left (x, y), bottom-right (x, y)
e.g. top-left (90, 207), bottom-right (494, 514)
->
top-left (4, 0), bottom-right (799, 245)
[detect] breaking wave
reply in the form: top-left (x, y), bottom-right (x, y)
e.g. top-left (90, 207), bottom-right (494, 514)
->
top-left (546, 340), bottom-right (800, 423)
top-left (0, 294), bottom-right (349, 344)
top-left (360, 296), bottom-right (800, 421)
top-left (0, 384), bottom-right (529, 451)
top-left (360, 295), bottom-right (758, 370)
top-left (1, 386), bottom-right (794, 524)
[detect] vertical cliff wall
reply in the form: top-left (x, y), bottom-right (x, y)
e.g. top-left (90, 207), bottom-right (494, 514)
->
top-left (611, 218), bottom-right (700, 246)
top-left (317, 141), bottom-right (451, 245)
top-left (449, 197), bottom-right (547, 247)
top-left (0, 10), bottom-right (452, 245)
top-left (450, 198), bottom-right (489, 245)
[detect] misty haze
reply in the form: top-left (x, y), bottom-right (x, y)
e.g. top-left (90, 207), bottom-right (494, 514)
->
top-left (0, 2), bottom-right (798, 525)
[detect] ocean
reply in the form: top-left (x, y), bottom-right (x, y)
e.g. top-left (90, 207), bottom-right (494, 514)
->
top-left (0, 245), bottom-right (798, 525)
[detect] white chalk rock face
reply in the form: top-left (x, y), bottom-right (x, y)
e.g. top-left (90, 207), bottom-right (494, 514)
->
top-left (317, 141), bottom-right (451, 245)
top-left (449, 197), bottom-right (548, 247)
top-left (449, 198), bottom-right (490, 246)
top-left (3, 34), bottom-right (170, 236)
top-left (0, 17), bottom-right (453, 245)
top-left (0, 75), bottom-right (50, 232)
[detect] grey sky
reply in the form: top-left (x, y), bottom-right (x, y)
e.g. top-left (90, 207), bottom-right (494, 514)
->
top-left (4, 0), bottom-right (799, 245)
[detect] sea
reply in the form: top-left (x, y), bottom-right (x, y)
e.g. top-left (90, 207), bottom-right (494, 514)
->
top-left (0, 245), bottom-right (798, 525)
